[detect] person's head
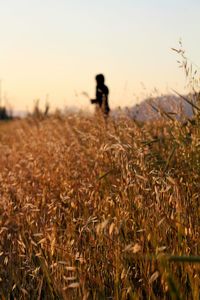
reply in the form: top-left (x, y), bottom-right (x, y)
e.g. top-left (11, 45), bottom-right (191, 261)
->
top-left (96, 74), bottom-right (105, 85)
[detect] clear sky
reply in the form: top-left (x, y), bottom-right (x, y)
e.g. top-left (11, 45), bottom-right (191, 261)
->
top-left (0, 0), bottom-right (200, 111)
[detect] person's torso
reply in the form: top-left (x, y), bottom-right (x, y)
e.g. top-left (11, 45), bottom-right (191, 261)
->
top-left (96, 85), bottom-right (109, 106)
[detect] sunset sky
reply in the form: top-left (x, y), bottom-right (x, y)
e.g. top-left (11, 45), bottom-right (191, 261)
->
top-left (0, 0), bottom-right (200, 112)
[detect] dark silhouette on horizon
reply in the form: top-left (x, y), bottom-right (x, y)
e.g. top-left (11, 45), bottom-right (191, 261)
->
top-left (0, 106), bottom-right (11, 120)
top-left (90, 74), bottom-right (110, 116)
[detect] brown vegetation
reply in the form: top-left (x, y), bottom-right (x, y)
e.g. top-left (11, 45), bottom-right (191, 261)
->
top-left (0, 111), bottom-right (199, 299)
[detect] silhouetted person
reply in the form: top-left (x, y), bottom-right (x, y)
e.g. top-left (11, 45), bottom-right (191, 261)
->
top-left (91, 74), bottom-right (110, 116)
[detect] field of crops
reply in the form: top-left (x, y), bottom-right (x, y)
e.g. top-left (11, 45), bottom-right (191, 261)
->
top-left (0, 111), bottom-right (199, 299)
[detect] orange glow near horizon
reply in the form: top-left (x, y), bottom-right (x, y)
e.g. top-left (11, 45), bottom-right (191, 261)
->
top-left (0, 1), bottom-right (199, 111)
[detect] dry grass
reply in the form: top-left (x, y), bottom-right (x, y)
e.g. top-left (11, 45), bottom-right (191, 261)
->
top-left (0, 111), bottom-right (199, 299)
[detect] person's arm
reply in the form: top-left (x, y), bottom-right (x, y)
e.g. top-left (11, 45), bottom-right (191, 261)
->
top-left (91, 86), bottom-right (100, 104)
top-left (90, 99), bottom-right (98, 104)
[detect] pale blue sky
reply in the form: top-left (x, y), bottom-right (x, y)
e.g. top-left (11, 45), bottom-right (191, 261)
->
top-left (0, 0), bottom-right (199, 111)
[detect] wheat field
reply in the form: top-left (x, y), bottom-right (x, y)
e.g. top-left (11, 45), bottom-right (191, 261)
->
top-left (0, 111), bottom-right (199, 299)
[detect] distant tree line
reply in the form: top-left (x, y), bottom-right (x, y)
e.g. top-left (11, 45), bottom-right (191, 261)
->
top-left (0, 106), bottom-right (11, 120)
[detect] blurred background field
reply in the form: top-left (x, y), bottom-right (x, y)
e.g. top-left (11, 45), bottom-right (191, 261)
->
top-left (0, 108), bottom-right (199, 299)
